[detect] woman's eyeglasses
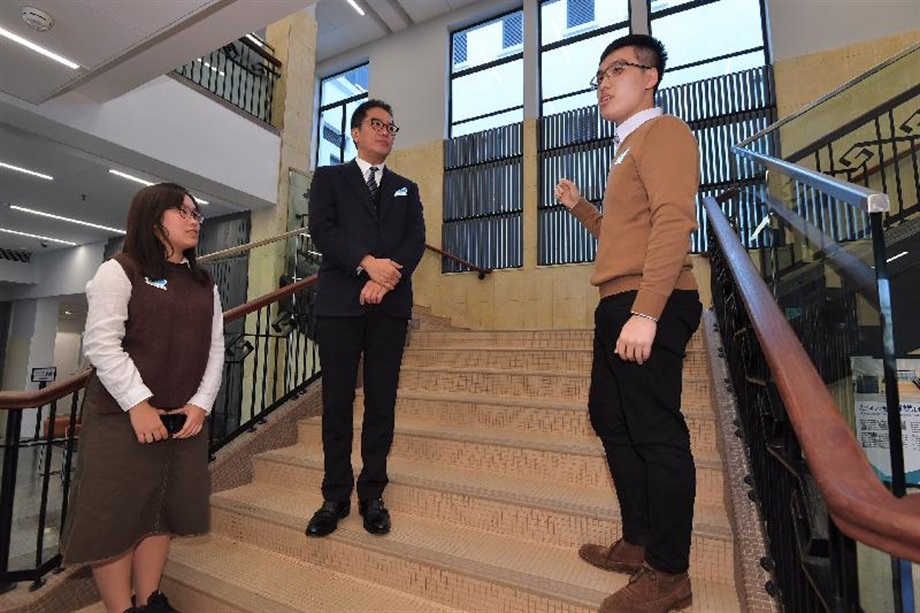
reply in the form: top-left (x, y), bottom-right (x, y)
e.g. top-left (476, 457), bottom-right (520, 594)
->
top-left (175, 206), bottom-right (204, 223)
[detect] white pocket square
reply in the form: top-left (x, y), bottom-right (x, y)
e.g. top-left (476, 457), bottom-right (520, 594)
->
top-left (394, 187), bottom-right (408, 197)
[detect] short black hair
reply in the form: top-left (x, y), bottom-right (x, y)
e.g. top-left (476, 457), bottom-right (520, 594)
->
top-left (350, 98), bottom-right (394, 130)
top-left (599, 34), bottom-right (668, 93)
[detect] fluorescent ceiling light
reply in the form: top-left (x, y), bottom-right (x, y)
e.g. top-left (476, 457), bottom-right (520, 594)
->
top-left (109, 168), bottom-right (153, 186)
top-left (245, 33), bottom-right (264, 47)
top-left (0, 27), bottom-right (80, 70)
top-left (0, 227), bottom-right (76, 246)
top-left (109, 169), bottom-right (209, 205)
top-left (0, 161), bottom-right (53, 181)
top-left (10, 205), bottom-right (125, 234)
top-left (887, 251), bottom-right (908, 263)
top-left (347, 0), bottom-right (365, 16)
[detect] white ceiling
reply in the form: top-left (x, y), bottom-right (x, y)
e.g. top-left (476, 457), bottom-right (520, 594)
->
top-left (0, 0), bottom-right (476, 257)
top-left (315, 0), bottom-right (478, 62)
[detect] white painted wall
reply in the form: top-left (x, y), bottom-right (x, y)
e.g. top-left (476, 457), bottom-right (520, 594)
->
top-left (3, 241), bottom-right (105, 302)
top-left (765, 0), bottom-right (919, 62)
top-left (1, 75), bottom-right (282, 210)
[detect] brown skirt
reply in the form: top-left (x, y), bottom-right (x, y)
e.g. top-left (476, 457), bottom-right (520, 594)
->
top-left (60, 376), bottom-right (210, 566)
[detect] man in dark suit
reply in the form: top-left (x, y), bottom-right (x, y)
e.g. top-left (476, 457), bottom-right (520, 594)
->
top-left (305, 99), bottom-right (426, 537)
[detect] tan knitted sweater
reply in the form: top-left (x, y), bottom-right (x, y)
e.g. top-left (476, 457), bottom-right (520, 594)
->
top-left (570, 114), bottom-right (700, 319)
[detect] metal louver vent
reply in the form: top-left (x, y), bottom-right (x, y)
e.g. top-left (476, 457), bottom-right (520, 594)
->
top-left (0, 248), bottom-right (32, 263)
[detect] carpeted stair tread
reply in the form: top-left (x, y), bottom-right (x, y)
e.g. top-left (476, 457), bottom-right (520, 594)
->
top-left (210, 482), bottom-right (740, 611)
top-left (164, 534), bottom-right (460, 612)
top-left (256, 444), bottom-right (732, 540)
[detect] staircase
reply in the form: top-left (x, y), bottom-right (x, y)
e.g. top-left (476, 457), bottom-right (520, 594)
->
top-left (156, 313), bottom-right (741, 611)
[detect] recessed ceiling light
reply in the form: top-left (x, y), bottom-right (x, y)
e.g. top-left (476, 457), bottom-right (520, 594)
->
top-left (347, 0), bottom-right (365, 16)
top-left (0, 227), bottom-right (76, 246)
top-left (10, 205), bottom-right (125, 234)
top-left (108, 169), bottom-right (209, 205)
top-left (0, 161), bottom-right (53, 180)
top-left (0, 26), bottom-right (79, 69)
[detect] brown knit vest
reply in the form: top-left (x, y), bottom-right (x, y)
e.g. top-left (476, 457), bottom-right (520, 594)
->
top-left (112, 253), bottom-right (214, 410)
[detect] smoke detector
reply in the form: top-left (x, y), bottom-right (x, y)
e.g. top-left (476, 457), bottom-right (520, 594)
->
top-left (21, 6), bottom-right (54, 32)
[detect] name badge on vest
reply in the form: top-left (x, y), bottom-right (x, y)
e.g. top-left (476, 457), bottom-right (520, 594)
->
top-left (613, 147), bottom-right (631, 167)
top-left (145, 277), bottom-right (168, 291)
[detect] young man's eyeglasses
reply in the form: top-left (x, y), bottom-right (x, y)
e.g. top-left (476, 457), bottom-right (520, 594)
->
top-left (364, 117), bottom-right (400, 135)
top-left (589, 61), bottom-right (652, 90)
top-left (174, 206), bottom-right (204, 223)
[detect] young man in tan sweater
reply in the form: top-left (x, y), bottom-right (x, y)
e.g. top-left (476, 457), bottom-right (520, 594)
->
top-left (555, 34), bottom-right (702, 613)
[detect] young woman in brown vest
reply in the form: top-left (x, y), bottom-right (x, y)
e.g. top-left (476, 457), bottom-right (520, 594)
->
top-left (61, 183), bottom-right (224, 612)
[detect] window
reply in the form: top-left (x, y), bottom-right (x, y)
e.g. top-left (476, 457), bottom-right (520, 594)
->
top-left (539, 0), bottom-right (631, 116)
top-left (649, 0), bottom-right (767, 88)
top-left (316, 63), bottom-right (368, 167)
top-left (449, 10), bottom-right (524, 137)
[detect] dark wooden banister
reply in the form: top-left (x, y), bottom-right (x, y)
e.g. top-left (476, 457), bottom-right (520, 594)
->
top-left (425, 244), bottom-right (492, 279)
top-left (0, 275), bottom-right (318, 411)
top-left (704, 196), bottom-right (920, 563)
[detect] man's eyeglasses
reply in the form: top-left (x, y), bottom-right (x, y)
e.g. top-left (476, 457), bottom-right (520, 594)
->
top-left (175, 206), bottom-right (204, 224)
top-left (589, 61), bottom-right (652, 90)
top-left (364, 117), bottom-right (400, 135)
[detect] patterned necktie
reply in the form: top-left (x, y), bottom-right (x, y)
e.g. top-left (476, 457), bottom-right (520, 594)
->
top-left (367, 166), bottom-right (379, 201)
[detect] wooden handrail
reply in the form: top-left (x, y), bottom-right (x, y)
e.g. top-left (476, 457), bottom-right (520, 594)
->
top-left (0, 275), bottom-right (318, 411)
top-left (704, 196), bottom-right (920, 563)
top-left (239, 36), bottom-right (282, 68)
top-left (425, 244), bottom-right (492, 279)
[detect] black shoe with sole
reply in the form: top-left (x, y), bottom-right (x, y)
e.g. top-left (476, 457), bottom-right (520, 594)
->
top-left (305, 500), bottom-right (351, 537)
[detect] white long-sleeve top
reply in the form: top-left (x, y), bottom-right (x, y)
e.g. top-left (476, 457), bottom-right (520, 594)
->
top-left (82, 258), bottom-right (225, 413)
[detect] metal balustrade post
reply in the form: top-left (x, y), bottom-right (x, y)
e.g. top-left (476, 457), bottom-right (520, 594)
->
top-left (0, 409), bottom-right (23, 594)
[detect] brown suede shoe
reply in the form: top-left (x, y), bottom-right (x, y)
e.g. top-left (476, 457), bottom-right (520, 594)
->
top-left (599, 564), bottom-right (692, 613)
top-left (578, 539), bottom-right (646, 574)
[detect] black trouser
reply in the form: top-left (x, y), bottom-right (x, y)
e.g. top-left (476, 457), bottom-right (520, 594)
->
top-left (316, 310), bottom-right (408, 502)
top-left (588, 290), bottom-right (702, 574)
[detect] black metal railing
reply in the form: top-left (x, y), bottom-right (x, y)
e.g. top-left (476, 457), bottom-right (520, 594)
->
top-left (174, 36), bottom-right (282, 125)
top-left (537, 65), bottom-right (777, 263)
top-left (442, 121), bottom-right (524, 272)
top-left (0, 268), bottom-right (318, 594)
top-left (706, 195), bottom-right (920, 613)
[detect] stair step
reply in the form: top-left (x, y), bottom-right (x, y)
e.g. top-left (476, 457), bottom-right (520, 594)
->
top-left (253, 446), bottom-right (735, 582)
top-left (408, 329), bottom-right (705, 352)
top-left (401, 346), bottom-right (711, 377)
top-left (296, 418), bottom-right (725, 505)
top-left (356, 389), bottom-right (719, 452)
top-left (162, 533), bottom-right (459, 612)
top-left (396, 367), bottom-right (711, 406)
top-left (210, 483), bottom-right (740, 612)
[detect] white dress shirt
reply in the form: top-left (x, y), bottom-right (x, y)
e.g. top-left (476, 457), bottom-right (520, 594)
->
top-left (82, 258), bottom-right (225, 413)
top-left (616, 107), bottom-right (664, 150)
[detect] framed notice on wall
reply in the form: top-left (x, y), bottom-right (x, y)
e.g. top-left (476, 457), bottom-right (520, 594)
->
top-left (851, 356), bottom-right (920, 486)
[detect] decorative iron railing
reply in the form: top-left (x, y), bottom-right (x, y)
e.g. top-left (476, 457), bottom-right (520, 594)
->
top-left (174, 35), bottom-right (281, 125)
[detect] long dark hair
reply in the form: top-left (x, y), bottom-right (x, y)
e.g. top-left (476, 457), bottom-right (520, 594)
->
top-left (122, 182), bottom-right (210, 284)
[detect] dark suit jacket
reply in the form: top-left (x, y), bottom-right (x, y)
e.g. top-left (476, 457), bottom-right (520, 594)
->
top-left (308, 160), bottom-right (426, 319)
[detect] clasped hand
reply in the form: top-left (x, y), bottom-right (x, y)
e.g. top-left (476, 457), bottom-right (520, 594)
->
top-left (361, 256), bottom-right (402, 290)
top-left (128, 401), bottom-right (207, 443)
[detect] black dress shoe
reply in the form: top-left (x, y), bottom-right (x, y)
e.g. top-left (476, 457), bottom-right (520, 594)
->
top-left (359, 498), bottom-right (391, 535)
top-left (305, 500), bottom-right (350, 537)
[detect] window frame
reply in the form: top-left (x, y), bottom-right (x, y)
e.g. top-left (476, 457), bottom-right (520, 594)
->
top-left (315, 63), bottom-right (369, 167)
top-left (537, 0), bottom-right (634, 116)
top-left (448, 8), bottom-right (526, 138)
top-left (646, 0), bottom-right (771, 80)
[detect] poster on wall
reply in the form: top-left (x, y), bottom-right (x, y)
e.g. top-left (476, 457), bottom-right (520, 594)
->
top-left (851, 356), bottom-right (920, 486)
